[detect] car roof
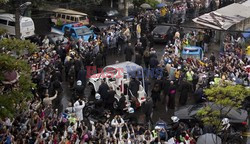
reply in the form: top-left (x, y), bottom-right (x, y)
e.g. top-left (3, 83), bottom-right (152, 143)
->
top-left (105, 61), bottom-right (143, 76)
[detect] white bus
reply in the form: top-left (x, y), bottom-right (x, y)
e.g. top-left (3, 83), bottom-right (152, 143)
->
top-left (49, 8), bottom-right (89, 26)
top-left (0, 13), bottom-right (35, 38)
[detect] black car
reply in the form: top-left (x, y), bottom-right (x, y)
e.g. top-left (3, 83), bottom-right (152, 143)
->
top-left (92, 8), bottom-right (120, 23)
top-left (174, 102), bottom-right (248, 131)
top-left (152, 25), bottom-right (171, 43)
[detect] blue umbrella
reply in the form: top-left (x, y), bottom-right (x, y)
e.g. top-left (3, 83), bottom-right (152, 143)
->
top-left (242, 29), bottom-right (250, 38)
top-left (156, 3), bottom-right (166, 8)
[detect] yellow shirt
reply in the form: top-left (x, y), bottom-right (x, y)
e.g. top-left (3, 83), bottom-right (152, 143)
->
top-left (160, 8), bottom-right (167, 16)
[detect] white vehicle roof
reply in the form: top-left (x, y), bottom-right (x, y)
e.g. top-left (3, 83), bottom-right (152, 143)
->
top-left (0, 13), bottom-right (32, 22)
top-left (105, 61), bottom-right (143, 76)
top-left (50, 8), bottom-right (87, 16)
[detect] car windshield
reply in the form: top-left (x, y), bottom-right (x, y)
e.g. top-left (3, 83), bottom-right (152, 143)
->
top-left (182, 54), bottom-right (200, 59)
top-left (75, 27), bottom-right (92, 35)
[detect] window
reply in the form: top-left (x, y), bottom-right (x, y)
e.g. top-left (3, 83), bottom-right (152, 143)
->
top-left (62, 15), bottom-right (65, 19)
top-left (70, 16), bottom-right (75, 21)
top-left (21, 21), bottom-right (33, 27)
top-left (0, 19), bottom-right (7, 25)
top-left (66, 15), bottom-right (70, 20)
top-left (57, 13), bottom-right (61, 18)
top-left (8, 21), bottom-right (15, 26)
top-left (79, 16), bottom-right (87, 21)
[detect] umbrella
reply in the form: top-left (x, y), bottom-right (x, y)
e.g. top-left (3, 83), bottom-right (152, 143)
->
top-left (173, 0), bottom-right (182, 5)
top-left (242, 29), bottom-right (250, 38)
top-left (197, 133), bottom-right (221, 144)
top-left (140, 3), bottom-right (152, 9)
top-left (156, 3), bottom-right (166, 8)
top-left (2, 71), bottom-right (20, 85)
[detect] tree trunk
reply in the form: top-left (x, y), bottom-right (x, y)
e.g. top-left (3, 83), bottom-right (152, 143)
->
top-left (15, 8), bottom-right (21, 39)
top-left (124, 0), bottom-right (128, 16)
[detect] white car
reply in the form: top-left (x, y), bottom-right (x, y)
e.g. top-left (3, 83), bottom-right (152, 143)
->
top-left (88, 61), bottom-right (147, 109)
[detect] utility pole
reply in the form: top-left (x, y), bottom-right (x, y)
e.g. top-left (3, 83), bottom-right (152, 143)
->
top-left (15, 0), bottom-right (21, 39)
top-left (124, 0), bottom-right (128, 16)
top-left (15, 7), bottom-right (21, 39)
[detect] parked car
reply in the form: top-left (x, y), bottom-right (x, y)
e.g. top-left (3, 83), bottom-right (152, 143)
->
top-left (181, 46), bottom-right (204, 60)
top-left (92, 8), bottom-right (120, 23)
top-left (88, 61), bottom-right (147, 110)
top-left (152, 25), bottom-right (171, 43)
top-left (175, 102), bottom-right (248, 131)
top-left (46, 32), bottom-right (68, 45)
top-left (51, 23), bottom-right (96, 41)
top-left (89, 23), bottom-right (116, 35)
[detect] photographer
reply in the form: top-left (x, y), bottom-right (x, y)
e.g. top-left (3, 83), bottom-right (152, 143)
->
top-left (111, 115), bottom-right (125, 128)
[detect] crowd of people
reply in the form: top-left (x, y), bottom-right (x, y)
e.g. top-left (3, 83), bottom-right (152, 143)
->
top-left (0, 2), bottom-right (250, 143)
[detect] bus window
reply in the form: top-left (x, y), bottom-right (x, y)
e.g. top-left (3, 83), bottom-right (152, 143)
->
top-left (0, 19), bottom-right (7, 25)
top-left (76, 17), bottom-right (79, 22)
top-left (66, 15), bottom-right (70, 20)
top-left (62, 14), bottom-right (65, 19)
top-left (8, 21), bottom-right (15, 26)
top-left (79, 16), bottom-right (87, 21)
top-left (57, 13), bottom-right (61, 18)
top-left (70, 17), bottom-right (75, 21)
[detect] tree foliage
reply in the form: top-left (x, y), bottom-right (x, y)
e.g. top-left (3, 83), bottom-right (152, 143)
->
top-left (0, 38), bottom-right (37, 118)
top-left (197, 83), bottom-right (249, 132)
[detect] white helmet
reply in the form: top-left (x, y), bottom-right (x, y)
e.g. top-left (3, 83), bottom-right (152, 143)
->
top-left (209, 81), bottom-right (215, 85)
top-left (77, 80), bottom-right (82, 86)
top-left (171, 116), bottom-right (179, 123)
top-left (222, 118), bottom-right (229, 125)
top-left (95, 93), bottom-right (101, 100)
top-left (128, 107), bottom-right (134, 114)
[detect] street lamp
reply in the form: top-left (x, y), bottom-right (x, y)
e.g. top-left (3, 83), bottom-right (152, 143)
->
top-left (15, 2), bottom-right (32, 39)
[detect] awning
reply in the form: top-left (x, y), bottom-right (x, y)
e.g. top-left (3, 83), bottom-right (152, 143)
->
top-left (193, 3), bottom-right (250, 30)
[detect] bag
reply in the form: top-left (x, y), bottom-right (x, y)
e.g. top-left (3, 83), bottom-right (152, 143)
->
top-left (170, 89), bottom-right (176, 94)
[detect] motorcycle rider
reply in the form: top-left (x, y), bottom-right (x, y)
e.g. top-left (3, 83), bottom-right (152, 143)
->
top-left (221, 118), bottom-right (231, 142)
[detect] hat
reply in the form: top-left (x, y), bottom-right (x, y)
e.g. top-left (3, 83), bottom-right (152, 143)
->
top-left (128, 107), bottom-right (134, 113)
top-left (77, 80), bottom-right (82, 86)
top-left (95, 93), bottom-right (101, 100)
top-left (171, 116), bottom-right (179, 123)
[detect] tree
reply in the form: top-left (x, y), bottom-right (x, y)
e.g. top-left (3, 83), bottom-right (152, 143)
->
top-left (197, 82), bottom-right (249, 143)
top-left (0, 38), bottom-right (37, 118)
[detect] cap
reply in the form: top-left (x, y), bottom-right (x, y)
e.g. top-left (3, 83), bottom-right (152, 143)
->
top-left (77, 80), bottom-right (82, 86)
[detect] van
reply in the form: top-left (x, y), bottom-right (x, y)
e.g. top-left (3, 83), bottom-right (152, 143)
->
top-left (0, 13), bottom-right (35, 38)
top-left (50, 8), bottom-right (89, 26)
top-left (181, 46), bottom-right (204, 60)
top-left (88, 61), bottom-right (147, 110)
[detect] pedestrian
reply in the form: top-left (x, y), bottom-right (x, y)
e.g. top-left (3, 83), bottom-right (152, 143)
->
top-left (168, 81), bottom-right (176, 109)
top-left (179, 79), bottom-right (191, 106)
top-left (135, 52), bottom-right (142, 65)
top-left (73, 99), bottom-right (85, 121)
top-left (124, 43), bottom-right (134, 61)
